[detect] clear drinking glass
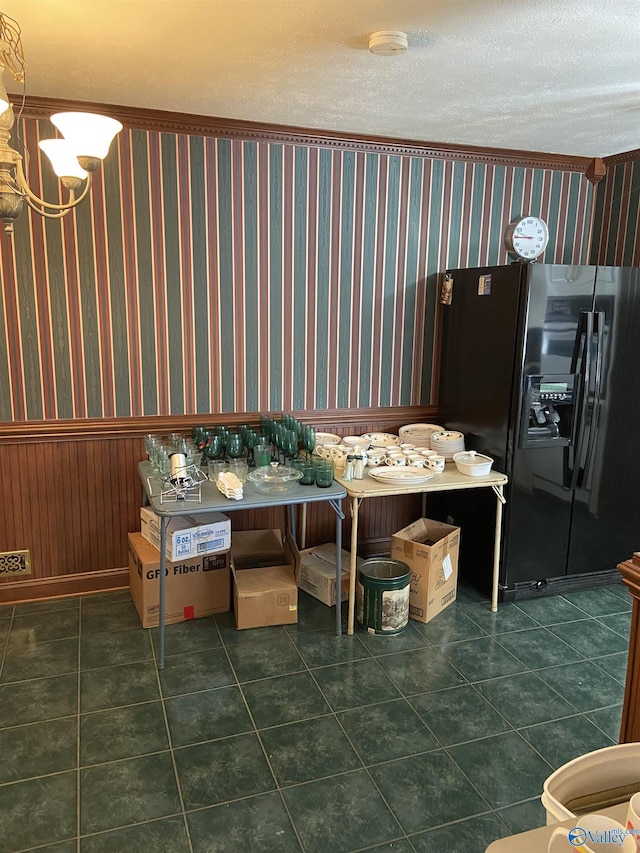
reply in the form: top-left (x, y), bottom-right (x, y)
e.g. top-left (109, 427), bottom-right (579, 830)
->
top-left (228, 459), bottom-right (249, 483)
top-left (207, 460), bottom-right (228, 481)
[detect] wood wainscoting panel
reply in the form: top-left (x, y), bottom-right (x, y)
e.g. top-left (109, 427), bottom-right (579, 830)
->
top-left (0, 435), bottom-right (144, 584)
top-left (0, 406), bottom-right (439, 602)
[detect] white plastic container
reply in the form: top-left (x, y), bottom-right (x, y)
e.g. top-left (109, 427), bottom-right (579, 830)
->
top-left (541, 743), bottom-right (640, 825)
top-left (452, 450), bottom-right (494, 476)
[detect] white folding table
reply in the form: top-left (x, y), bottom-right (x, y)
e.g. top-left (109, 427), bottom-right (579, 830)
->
top-left (335, 467), bottom-right (508, 634)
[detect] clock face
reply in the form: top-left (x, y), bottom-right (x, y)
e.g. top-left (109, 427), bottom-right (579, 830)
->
top-left (505, 216), bottom-right (549, 261)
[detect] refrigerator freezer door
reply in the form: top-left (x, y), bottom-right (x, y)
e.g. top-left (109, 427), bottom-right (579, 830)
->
top-left (566, 266), bottom-right (640, 575)
top-left (435, 264), bottom-right (525, 592)
top-left (438, 264), bottom-right (524, 471)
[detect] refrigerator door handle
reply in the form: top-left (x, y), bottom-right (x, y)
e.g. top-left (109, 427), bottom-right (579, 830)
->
top-left (566, 311), bottom-right (593, 490)
top-left (576, 311), bottom-right (605, 488)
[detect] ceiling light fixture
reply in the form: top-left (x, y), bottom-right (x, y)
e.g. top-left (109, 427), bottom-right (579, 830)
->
top-left (368, 31), bottom-right (408, 56)
top-left (0, 12), bottom-right (122, 234)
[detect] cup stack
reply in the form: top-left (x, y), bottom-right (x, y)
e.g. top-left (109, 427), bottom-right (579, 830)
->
top-left (215, 472), bottom-right (244, 500)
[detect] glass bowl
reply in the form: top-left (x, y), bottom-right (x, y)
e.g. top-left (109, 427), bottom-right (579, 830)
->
top-left (247, 463), bottom-right (303, 494)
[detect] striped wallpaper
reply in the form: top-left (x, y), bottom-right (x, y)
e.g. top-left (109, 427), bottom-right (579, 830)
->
top-left (0, 116), bottom-right (595, 421)
top-left (590, 154), bottom-right (640, 266)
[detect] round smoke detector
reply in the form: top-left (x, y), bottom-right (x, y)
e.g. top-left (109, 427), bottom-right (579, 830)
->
top-left (368, 30), bottom-right (408, 55)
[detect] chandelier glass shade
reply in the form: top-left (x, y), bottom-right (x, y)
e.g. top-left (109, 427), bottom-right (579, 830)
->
top-left (0, 13), bottom-right (123, 233)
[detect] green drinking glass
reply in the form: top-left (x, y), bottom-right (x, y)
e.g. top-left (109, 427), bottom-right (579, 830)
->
top-left (225, 432), bottom-right (244, 459)
top-left (293, 459), bottom-right (316, 485)
top-left (203, 434), bottom-right (223, 462)
top-left (254, 444), bottom-right (273, 467)
top-left (302, 425), bottom-right (316, 456)
top-left (315, 460), bottom-right (334, 487)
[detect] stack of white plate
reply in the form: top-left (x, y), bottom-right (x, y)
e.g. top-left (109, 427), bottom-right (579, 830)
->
top-left (398, 423), bottom-right (445, 449)
top-left (361, 432), bottom-right (401, 448)
top-left (430, 430), bottom-right (465, 458)
top-left (367, 467), bottom-right (434, 485)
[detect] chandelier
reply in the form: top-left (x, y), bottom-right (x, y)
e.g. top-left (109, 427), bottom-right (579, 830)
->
top-left (0, 12), bottom-right (122, 233)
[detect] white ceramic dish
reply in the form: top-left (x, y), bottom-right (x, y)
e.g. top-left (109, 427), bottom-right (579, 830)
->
top-left (431, 430), bottom-right (464, 443)
top-left (315, 432), bottom-right (342, 446)
top-left (399, 423), bottom-right (444, 439)
top-left (367, 466), bottom-right (434, 485)
top-left (452, 451), bottom-right (494, 477)
top-left (361, 432), bottom-right (401, 447)
top-left (342, 435), bottom-right (371, 449)
top-left (431, 430), bottom-right (465, 458)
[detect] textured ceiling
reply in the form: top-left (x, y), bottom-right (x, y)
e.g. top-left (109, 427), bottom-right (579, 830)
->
top-left (1, 0), bottom-right (639, 158)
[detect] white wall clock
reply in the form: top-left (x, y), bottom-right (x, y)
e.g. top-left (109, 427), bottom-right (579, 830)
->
top-left (504, 215), bottom-right (549, 262)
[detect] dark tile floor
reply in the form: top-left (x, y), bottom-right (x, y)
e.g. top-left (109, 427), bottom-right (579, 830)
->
top-left (0, 580), bottom-right (630, 853)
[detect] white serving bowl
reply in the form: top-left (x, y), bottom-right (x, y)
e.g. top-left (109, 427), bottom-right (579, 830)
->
top-left (342, 435), bottom-right (371, 451)
top-left (361, 432), bottom-right (401, 448)
top-left (452, 451), bottom-right (494, 477)
top-left (315, 432), bottom-right (341, 447)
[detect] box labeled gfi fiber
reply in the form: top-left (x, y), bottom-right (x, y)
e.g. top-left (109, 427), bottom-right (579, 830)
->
top-left (128, 532), bottom-right (230, 628)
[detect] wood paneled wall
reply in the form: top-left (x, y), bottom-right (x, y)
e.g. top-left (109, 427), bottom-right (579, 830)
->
top-left (0, 406), bottom-right (434, 603)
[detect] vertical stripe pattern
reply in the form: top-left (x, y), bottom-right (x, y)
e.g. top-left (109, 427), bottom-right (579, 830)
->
top-left (0, 118), bottom-right (594, 419)
top-left (591, 157), bottom-right (640, 266)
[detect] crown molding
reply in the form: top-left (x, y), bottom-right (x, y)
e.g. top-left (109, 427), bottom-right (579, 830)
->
top-left (9, 94), bottom-right (594, 174)
top-left (603, 149), bottom-right (640, 167)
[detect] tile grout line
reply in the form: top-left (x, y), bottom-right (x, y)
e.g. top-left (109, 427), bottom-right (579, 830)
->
top-left (1, 587), bottom-right (628, 852)
top-left (0, 604), bottom-right (15, 682)
top-left (279, 607), bottom-right (596, 844)
top-left (296, 637), bottom-right (430, 848)
top-left (225, 619), bottom-right (423, 848)
top-left (376, 614), bottom-right (579, 828)
top-left (343, 639), bottom-right (527, 844)
top-left (228, 624), bottom-right (309, 852)
top-left (76, 598), bottom-right (83, 853)
top-left (423, 618), bottom-right (624, 810)
top-left (150, 617), bottom-right (196, 853)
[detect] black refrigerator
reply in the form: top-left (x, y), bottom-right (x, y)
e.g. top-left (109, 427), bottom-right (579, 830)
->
top-left (436, 262), bottom-right (640, 601)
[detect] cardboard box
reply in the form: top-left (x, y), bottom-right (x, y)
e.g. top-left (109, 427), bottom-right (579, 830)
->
top-left (230, 528), bottom-right (285, 569)
top-left (291, 541), bottom-right (361, 606)
top-left (232, 531), bottom-right (298, 629)
top-left (128, 532), bottom-right (231, 628)
top-left (140, 506), bottom-right (231, 561)
top-left (390, 518), bottom-right (460, 624)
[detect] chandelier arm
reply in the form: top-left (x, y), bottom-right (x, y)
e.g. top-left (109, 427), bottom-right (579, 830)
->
top-left (15, 158), bottom-right (92, 211)
top-left (24, 197), bottom-right (74, 219)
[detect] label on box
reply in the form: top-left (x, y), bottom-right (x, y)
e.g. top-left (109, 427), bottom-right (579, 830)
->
top-left (203, 553), bottom-right (229, 572)
top-left (140, 506), bottom-right (231, 561)
top-left (442, 553), bottom-right (453, 581)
